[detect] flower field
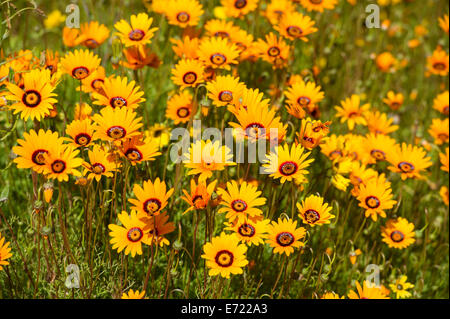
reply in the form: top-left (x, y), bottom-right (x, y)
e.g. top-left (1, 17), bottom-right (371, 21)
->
top-left (0, 0), bottom-right (449, 299)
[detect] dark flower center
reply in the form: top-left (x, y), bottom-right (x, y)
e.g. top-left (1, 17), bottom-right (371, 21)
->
top-left (31, 149), bottom-right (48, 165)
top-left (268, 46), bottom-right (281, 57)
top-left (143, 198), bottom-right (162, 214)
top-left (183, 72), bottom-right (197, 84)
top-left (210, 53), bottom-right (227, 66)
top-left (276, 232), bottom-right (295, 247)
top-left (433, 62), bottom-right (447, 71)
top-left (238, 223), bottom-right (256, 237)
top-left (304, 209), bottom-right (320, 224)
top-left (22, 90), bottom-right (42, 108)
top-left (51, 160), bottom-right (66, 173)
top-left (125, 148), bottom-right (143, 161)
top-left (365, 196), bottom-right (380, 209)
top-left (106, 126), bottom-right (127, 139)
top-left (127, 227), bottom-right (144, 242)
top-left (74, 133), bottom-right (91, 146)
top-left (84, 39), bottom-right (99, 49)
top-left (92, 163), bottom-right (105, 174)
top-left (231, 199), bottom-right (248, 212)
top-left (176, 11), bottom-right (190, 23)
top-left (398, 161), bottom-right (414, 173)
top-left (279, 161), bottom-right (298, 176)
top-left (128, 29), bottom-right (145, 41)
top-left (390, 230), bottom-right (405, 243)
top-left (176, 106), bottom-right (190, 118)
top-left (219, 90), bottom-right (233, 102)
top-left (72, 66), bottom-right (89, 80)
top-left (287, 26), bottom-right (303, 37)
top-left (110, 97), bottom-right (127, 108)
top-left (370, 149), bottom-right (386, 161)
top-left (215, 250), bottom-right (234, 267)
top-left (234, 0), bottom-right (247, 9)
top-left (297, 96), bottom-right (311, 106)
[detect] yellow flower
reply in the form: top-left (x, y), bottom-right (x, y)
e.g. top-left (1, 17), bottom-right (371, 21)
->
top-left (432, 91), bottom-right (449, 115)
top-left (206, 75), bottom-right (246, 107)
top-left (5, 68), bottom-right (57, 121)
top-left (121, 289), bottom-right (146, 299)
top-left (365, 111), bottom-right (398, 135)
top-left (275, 12), bottom-right (318, 42)
top-left (381, 217), bottom-right (416, 249)
top-left (263, 143), bottom-right (314, 184)
top-left (387, 143), bottom-right (432, 180)
top-left (44, 10), bottom-right (66, 29)
top-left (300, 0), bottom-right (338, 12)
top-left (201, 232), bottom-right (248, 278)
top-left (12, 129), bottom-right (64, 174)
top-left (92, 107), bottom-right (143, 144)
top-left (83, 145), bottom-right (118, 182)
top-left (165, 0), bottom-right (204, 28)
top-left (60, 49), bottom-right (101, 81)
top-left (335, 94), bottom-right (370, 131)
top-left (171, 58), bottom-right (205, 89)
top-left (108, 210), bottom-right (152, 257)
top-left (440, 147), bottom-right (449, 173)
top-left (119, 136), bottom-right (161, 165)
top-left (198, 37), bottom-right (240, 70)
top-left (348, 280), bottom-right (390, 299)
top-left (217, 180), bottom-right (266, 223)
top-left (321, 292), bottom-right (344, 299)
top-left (0, 232), bottom-right (12, 271)
top-left (183, 139), bottom-right (235, 182)
top-left (129, 178), bottom-right (174, 217)
top-left (389, 276), bottom-right (414, 299)
top-left (221, 0), bottom-right (258, 18)
top-left (428, 118), bottom-right (449, 145)
top-left (78, 21), bottom-right (110, 49)
top-left (285, 80), bottom-right (324, 119)
top-left (357, 173), bottom-right (397, 222)
top-left (43, 145), bottom-right (83, 182)
top-left (114, 13), bottom-right (158, 48)
top-left (266, 218), bottom-right (306, 256)
top-left (224, 218), bottom-right (270, 246)
top-left (297, 194), bottom-right (335, 227)
top-left (65, 118), bottom-right (97, 148)
top-left (92, 75), bottom-right (145, 110)
top-left (427, 47), bottom-right (449, 76)
top-left (255, 32), bottom-right (290, 69)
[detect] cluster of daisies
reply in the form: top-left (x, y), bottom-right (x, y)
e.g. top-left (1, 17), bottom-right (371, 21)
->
top-left (0, 0), bottom-right (448, 299)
